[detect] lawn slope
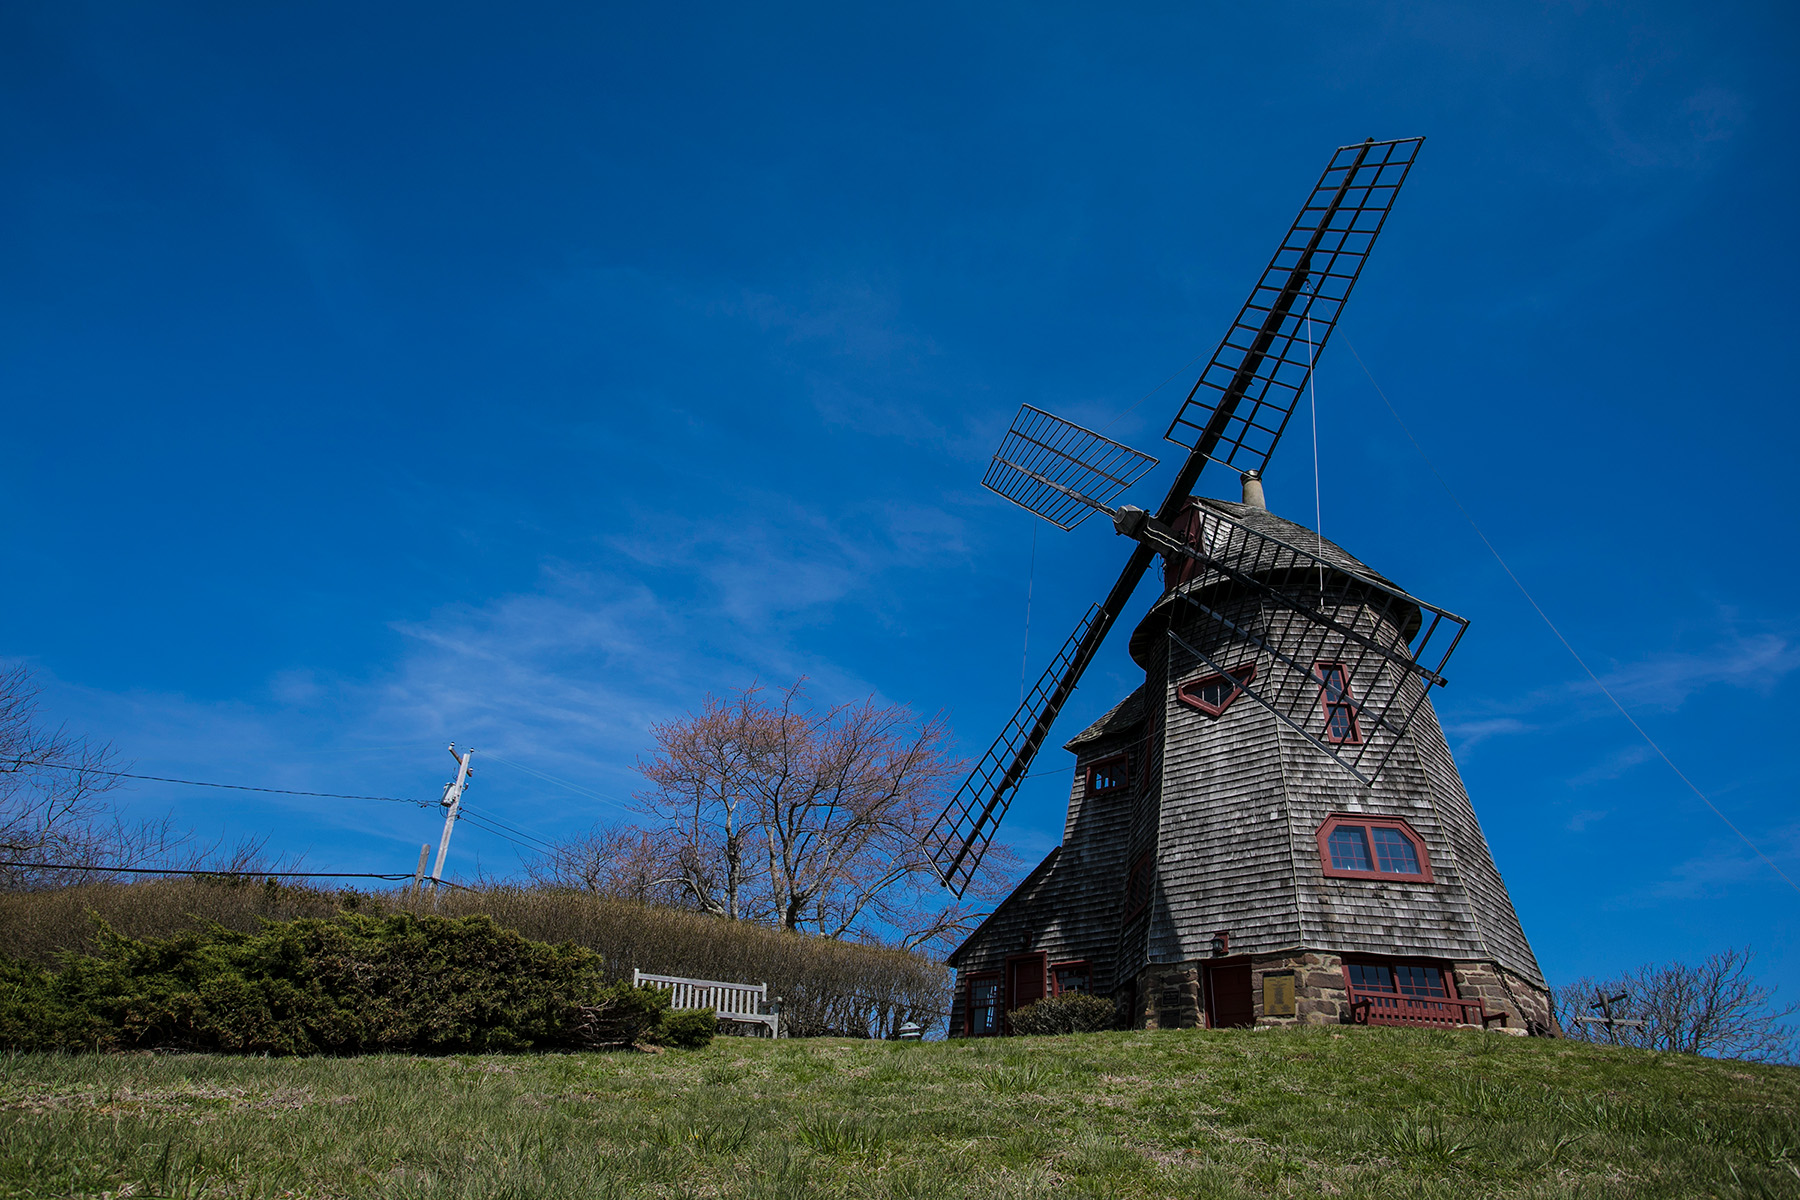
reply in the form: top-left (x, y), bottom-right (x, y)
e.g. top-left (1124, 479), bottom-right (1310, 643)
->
top-left (2, 1026), bottom-right (1796, 1199)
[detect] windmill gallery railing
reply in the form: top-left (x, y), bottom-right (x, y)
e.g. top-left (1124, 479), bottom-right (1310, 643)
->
top-left (1153, 502), bottom-right (1469, 787)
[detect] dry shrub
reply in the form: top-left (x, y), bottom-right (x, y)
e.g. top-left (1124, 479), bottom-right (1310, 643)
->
top-left (1006, 994), bottom-right (1119, 1036)
top-left (0, 879), bottom-right (949, 1039)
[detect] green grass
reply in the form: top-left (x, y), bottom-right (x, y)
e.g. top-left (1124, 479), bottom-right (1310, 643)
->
top-left (2, 1027), bottom-right (1796, 1199)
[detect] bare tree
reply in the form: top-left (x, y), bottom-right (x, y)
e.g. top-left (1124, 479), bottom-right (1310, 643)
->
top-left (1557, 947), bottom-right (1797, 1063)
top-left (524, 823), bottom-right (677, 904)
top-left (0, 665), bottom-right (303, 889)
top-left (0, 664), bottom-right (193, 887)
top-left (739, 682), bottom-right (958, 934)
top-left (543, 679), bottom-right (1018, 951)
top-left (636, 692), bottom-right (773, 921)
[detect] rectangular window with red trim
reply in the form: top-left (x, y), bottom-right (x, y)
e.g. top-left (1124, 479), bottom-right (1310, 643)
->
top-left (966, 973), bottom-right (1002, 1036)
top-left (1314, 662), bottom-right (1362, 744)
top-left (1087, 754), bottom-right (1129, 796)
top-left (1344, 960), bottom-right (1455, 999)
top-left (1052, 961), bottom-right (1092, 996)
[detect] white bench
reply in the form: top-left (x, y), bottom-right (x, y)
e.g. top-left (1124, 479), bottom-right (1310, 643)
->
top-left (632, 970), bottom-right (781, 1037)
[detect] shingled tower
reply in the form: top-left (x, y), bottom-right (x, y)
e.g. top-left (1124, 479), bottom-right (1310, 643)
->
top-left (945, 480), bottom-right (1554, 1035)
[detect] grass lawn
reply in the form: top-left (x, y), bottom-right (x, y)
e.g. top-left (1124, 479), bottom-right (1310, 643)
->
top-left (2, 1026), bottom-right (1796, 1199)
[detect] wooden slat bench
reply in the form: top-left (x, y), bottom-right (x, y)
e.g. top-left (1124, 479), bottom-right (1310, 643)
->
top-left (1347, 988), bottom-right (1508, 1030)
top-left (633, 970), bottom-right (781, 1037)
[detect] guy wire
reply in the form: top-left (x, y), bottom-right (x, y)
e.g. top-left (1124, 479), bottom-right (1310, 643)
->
top-left (1342, 336), bottom-right (1799, 898)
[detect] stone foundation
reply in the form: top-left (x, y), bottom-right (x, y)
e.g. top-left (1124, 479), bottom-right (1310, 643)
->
top-left (1450, 961), bottom-right (1560, 1036)
top-left (1128, 962), bottom-right (1203, 1030)
top-left (1120, 952), bottom-right (1559, 1035)
top-left (1251, 951), bottom-right (1349, 1025)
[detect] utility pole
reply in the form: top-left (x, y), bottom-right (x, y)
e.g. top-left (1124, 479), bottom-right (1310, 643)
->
top-left (410, 844), bottom-right (430, 898)
top-left (431, 744), bottom-right (474, 898)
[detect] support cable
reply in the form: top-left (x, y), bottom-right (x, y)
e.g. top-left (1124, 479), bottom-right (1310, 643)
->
top-left (1019, 525), bottom-right (1036, 706)
top-left (1342, 336), bottom-right (1800, 898)
top-left (1099, 347), bottom-right (1215, 435)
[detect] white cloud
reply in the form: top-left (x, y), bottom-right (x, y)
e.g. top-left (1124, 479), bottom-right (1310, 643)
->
top-left (1622, 821), bottom-right (1800, 905)
top-left (1591, 634), bottom-right (1800, 711)
top-left (1563, 745), bottom-right (1654, 789)
top-left (1444, 716), bottom-right (1534, 751)
top-left (1452, 628), bottom-right (1800, 735)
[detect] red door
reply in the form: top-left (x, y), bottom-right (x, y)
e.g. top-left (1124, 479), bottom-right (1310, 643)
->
top-left (1005, 954), bottom-right (1046, 1028)
top-left (1207, 964), bottom-right (1254, 1028)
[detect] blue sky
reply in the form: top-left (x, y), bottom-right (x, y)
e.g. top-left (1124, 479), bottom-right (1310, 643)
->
top-left (4, 2), bottom-right (1797, 1001)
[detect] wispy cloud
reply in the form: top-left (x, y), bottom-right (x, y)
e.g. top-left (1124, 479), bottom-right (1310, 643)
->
top-left (1444, 716), bottom-right (1534, 752)
top-left (1563, 745), bottom-right (1654, 789)
top-left (1609, 821), bottom-right (1800, 906)
top-left (20, 461), bottom-right (987, 873)
top-left (1452, 628), bottom-right (1800, 737)
top-left (1591, 634), bottom-right (1800, 711)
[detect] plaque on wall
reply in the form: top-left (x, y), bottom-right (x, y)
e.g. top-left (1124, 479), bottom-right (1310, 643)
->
top-left (1262, 971), bottom-right (1296, 1017)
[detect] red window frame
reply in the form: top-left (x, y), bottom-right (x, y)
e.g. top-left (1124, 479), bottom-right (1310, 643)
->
top-left (1086, 754), bottom-right (1130, 796)
top-left (1175, 662), bottom-right (1256, 718)
top-left (1124, 852), bottom-right (1154, 918)
top-left (1050, 960), bottom-right (1092, 996)
top-left (964, 971), bottom-right (1003, 1037)
top-left (1313, 661), bottom-right (1363, 744)
top-left (1315, 814), bottom-right (1433, 882)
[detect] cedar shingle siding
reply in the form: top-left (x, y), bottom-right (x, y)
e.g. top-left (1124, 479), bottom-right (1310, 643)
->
top-left (948, 496), bottom-right (1550, 1036)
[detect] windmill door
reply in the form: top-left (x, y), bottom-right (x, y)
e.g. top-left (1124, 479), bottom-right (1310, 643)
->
top-left (1207, 964), bottom-right (1254, 1028)
top-left (1005, 954), bottom-right (1047, 1028)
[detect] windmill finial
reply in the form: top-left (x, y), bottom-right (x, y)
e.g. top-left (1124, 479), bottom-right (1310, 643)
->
top-left (1240, 470), bottom-right (1267, 510)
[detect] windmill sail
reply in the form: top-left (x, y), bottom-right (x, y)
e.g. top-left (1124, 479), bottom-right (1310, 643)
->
top-left (983, 405), bottom-right (1159, 530)
top-left (926, 137), bottom-right (1425, 896)
top-left (928, 603), bottom-right (1105, 894)
top-left (1164, 137), bottom-right (1424, 474)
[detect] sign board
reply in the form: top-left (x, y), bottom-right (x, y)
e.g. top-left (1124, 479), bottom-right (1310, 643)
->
top-left (1262, 971), bottom-right (1296, 1017)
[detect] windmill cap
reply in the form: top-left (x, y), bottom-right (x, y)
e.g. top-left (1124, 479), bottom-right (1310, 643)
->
top-left (1126, 496), bottom-right (1416, 668)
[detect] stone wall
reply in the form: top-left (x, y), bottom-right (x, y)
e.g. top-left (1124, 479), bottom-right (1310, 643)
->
top-left (1128, 961), bottom-right (1203, 1030)
top-left (1451, 960), bottom-right (1561, 1036)
top-left (1119, 952), bottom-right (1561, 1035)
top-left (1251, 951), bottom-right (1349, 1025)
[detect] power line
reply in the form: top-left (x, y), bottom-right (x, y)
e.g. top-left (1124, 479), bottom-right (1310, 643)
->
top-left (480, 752), bottom-right (634, 813)
top-left (5, 752), bottom-right (583, 870)
top-left (0, 860), bottom-right (477, 891)
top-left (0, 758), bottom-right (430, 808)
top-left (1343, 336), bottom-right (1800, 898)
top-left (4, 753), bottom-right (568, 874)
top-left (458, 806), bottom-right (559, 854)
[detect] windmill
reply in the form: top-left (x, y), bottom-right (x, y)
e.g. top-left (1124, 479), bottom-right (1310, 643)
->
top-left (936, 138), bottom-right (1556, 1037)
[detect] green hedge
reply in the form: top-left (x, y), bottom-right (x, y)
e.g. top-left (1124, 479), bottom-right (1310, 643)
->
top-left (0, 912), bottom-right (713, 1054)
top-left (0, 880), bottom-right (950, 1039)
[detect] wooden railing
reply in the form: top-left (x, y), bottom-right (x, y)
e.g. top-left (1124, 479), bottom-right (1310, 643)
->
top-left (1348, 987), bottom-right (1506, 1030)
top-left (633, 970), bottom-right (781, 1037)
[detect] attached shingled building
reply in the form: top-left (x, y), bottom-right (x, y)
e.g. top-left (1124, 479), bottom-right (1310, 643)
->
top-left (946, 485), bottom-right (1554, 1038)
